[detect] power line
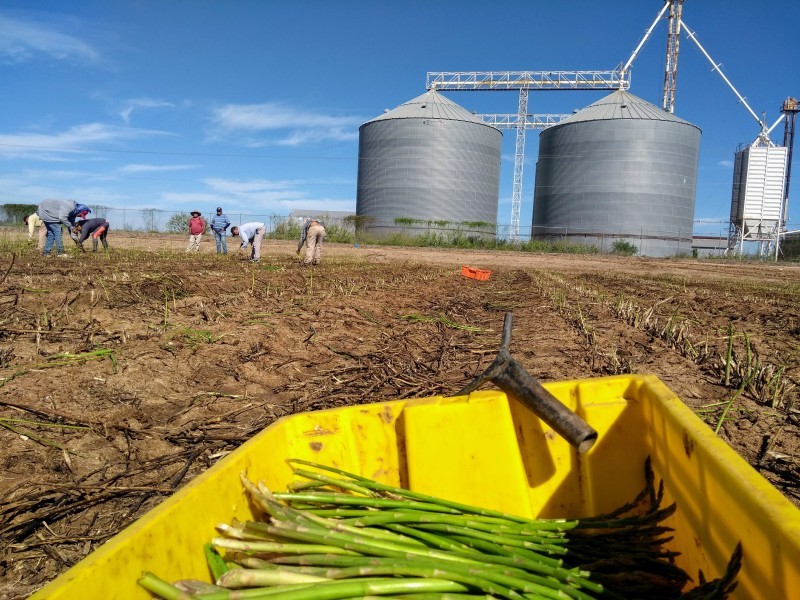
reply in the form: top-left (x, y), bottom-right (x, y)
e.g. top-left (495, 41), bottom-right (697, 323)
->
top-left (0, 143), bottom-right (355, 161)
top-left (0, 169), bottom-right (356, 187)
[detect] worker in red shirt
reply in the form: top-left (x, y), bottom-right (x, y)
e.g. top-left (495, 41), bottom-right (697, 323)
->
top-left (186, 210), bottom-right (206, 252)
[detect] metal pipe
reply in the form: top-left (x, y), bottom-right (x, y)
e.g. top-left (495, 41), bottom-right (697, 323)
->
top-left (457, 313), bottom-right (598, 453)
top-left (767, 114), bottom-right (786, 136)
top-left (622, 1), bottom-right (671, 77)
top-left (682, 22), bottom-right (765, 129)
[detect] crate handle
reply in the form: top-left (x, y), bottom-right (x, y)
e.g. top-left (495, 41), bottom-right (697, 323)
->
top-left (457, 313), bottom-right (598, 453)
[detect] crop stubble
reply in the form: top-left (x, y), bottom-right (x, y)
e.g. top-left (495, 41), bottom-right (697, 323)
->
top-left (0, 234), bottom-right (797, 598)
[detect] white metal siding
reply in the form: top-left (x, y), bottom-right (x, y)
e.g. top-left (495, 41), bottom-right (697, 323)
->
top-left (731, 146), bottom-right (788, 229)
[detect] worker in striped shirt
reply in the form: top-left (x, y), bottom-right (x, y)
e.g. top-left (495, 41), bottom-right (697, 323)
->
top-left (209, 207), bottom-right (231, 255)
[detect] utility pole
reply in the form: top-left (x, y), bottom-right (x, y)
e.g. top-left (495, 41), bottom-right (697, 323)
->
top-left (781, 98), bottom-right (798, 226)
top-left (776, 97), bottom-right (799, 259)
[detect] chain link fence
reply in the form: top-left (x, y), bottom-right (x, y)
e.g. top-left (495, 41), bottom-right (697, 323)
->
top-left (8, 205), bottom-right (729, 256)
top-left (357, 220), bottom-right (726, 257)
top-left (87, 206), bottom-right (300, 235)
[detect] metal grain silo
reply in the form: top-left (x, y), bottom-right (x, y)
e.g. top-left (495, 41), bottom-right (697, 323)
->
top-left (532, 90), bottom-right (701, 257)
top-left (356, 90), bottom-right (502, 238)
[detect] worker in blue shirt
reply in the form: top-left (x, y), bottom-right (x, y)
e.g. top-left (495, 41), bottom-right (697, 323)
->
top-left (37, 199), bottom-right (90, 257)
top-left (210, 207), bottom-right (231, 255)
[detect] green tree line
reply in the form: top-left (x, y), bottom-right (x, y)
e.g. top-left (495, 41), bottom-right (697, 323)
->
top-left (0, 204), bottom-right (37, 224)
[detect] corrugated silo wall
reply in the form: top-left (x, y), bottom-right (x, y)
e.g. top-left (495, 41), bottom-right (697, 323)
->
top-left (532, 119), bottom-right (700, 257)
top-left (356, 118), bottom-right (501, 238)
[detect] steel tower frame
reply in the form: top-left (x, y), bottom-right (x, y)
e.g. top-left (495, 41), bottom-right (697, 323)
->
top-left (662, 0), bottom-right (684, 113)
top-left (427, 70), bottom-right (630, 240)
top-left (781, 98), bottom-right (798, 226)
top-left (776, 98), bottom-right (799, 258)
top-left (478, 110), bottom-right (572, 239)
top-left (420, 2), bottom-right (793, 258)
top-left (510, 89), bottom-right (528, 240)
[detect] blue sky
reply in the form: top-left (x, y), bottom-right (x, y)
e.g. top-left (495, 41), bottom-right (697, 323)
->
top-left (1, 1), bottom-right (798, 235)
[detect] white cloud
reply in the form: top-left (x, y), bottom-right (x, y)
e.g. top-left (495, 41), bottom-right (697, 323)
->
top-left (156, 177), bottom-right (355, 216)
top-left (280, 198), bottom-right (356, 212)
top-left (120, 98), bottom-right (177, 124)
top-left (210, 102), bottom-right (363, 146)
top-left (0, 12), bottom-right (102, 65)
top-left (0, 123), bottom-right (170, 159)
top-left (199, 177), bottom-right (306, 204)
top-left (159, 192), bottom-right (226, 206)
top-left (0, 171), bottom-right (128, 205)
top-left (718, 160), bottom-right (734, 168)
top-left (203, 178), bottom-right (302, 193)
top-left (120, 163), bottom-right (199, 173)
top-left (273, 128), bottom-right (358, 147)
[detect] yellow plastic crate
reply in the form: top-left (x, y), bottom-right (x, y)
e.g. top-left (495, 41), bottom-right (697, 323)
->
top-left (30, 375), bottom-right (800, 600)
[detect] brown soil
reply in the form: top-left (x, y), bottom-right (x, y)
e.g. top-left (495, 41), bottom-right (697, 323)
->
top-left (0, 231), bottom-right (798, 599)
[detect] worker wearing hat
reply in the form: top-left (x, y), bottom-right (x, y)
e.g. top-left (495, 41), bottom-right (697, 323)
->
top-left (186, 210), bottom-right (206, 252)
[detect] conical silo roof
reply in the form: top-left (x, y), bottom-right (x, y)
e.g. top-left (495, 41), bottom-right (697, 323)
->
top-left (364, 89), bottom-right (489, 126)
top-left (553, 89), bottom-right (699, 129)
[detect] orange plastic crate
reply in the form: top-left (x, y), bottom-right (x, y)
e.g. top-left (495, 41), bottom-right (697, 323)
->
top-left (461, 265), bottom-right (491, 281)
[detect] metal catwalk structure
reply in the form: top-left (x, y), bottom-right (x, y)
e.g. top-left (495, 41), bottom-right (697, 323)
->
top-left (423, 1), bottom-right (794, 251)
top-left (427, 70), bottom-right (630, 240)
top-left (424, 1), bottom-right (685, 241)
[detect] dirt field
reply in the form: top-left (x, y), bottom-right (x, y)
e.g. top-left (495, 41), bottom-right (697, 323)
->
top-left (0, 230), bottom-right (798, 598)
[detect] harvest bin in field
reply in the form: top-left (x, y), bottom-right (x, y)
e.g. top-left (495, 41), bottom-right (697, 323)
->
top-left (31, 374), bottom-right (800, 600)
top-left (461, 265), bottom-right (492, 281)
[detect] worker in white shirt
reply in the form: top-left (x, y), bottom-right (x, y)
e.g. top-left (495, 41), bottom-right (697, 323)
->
top-left (24, 213), bottom-right (46, 250)
top-left (230, 222), bottom-right (266, 262)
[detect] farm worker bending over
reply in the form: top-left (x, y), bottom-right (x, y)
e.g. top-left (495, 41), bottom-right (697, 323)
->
top-left (24, 212), bottom-right (46, 250)
top-left (37, 199), bottom-right (91, 257)
top-left (230, 222), bottom-right (265, 263)
top-left (297, 218), bottom-right (326, 266)
top-left (186, 210), bottom-right (206, 252)
top-left (73, 218), bottom-right (110, 252)
top-left (210, 206), bottom-right (231, 255)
